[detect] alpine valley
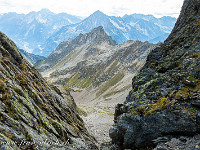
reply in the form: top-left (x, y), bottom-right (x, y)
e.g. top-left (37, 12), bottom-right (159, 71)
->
top-left (36, 26), bottom-right (157, 142)
top-left (1, 0), bottom-right (200, 149)
top-left (0, 9), bottom-right (176, 57)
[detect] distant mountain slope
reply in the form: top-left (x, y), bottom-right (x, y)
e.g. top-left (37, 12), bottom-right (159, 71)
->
top-left (19, 49), bottom-right (45, 65)
top-left (36, 26), bottom-right (117, 71)
top-left (0, 9), bottom-right (82, 56)
top-left (41, 11), bottom-right (175, 55)
top-left (122, 14), bottom-right (176, 33)
top-left (0, 31), bottom-right (97, 149)
top-left (36, 25), bottom-right (156, 113)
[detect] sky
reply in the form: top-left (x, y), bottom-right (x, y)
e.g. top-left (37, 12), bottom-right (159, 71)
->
top-left (0, 0), bottom-right (184, 18)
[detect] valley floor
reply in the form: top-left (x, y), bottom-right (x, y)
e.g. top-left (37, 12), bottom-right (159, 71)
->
top-left (71, 86), bottom-right (132, 144)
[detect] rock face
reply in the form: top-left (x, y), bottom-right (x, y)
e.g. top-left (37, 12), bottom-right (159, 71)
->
top-left (109, 0), bottom-right (200, 149)
top-left (0, 31), bottom-right (97, 149)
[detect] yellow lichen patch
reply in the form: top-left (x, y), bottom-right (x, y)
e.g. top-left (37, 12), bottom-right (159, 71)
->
top-left (149, 62), bottom-right (157, 68)
top-left (129, 106), bottom-right (138, 115)
top-left (189, 52), bottom-right (200, 59)
top-left (0, 78), bottom-right (6, 93)
top-left (196, 20), bottom-right (200, 27)
top-left (193, 41), bottom-right (198, 45)
top-left (175, 88), bottom-right (190, 100)
top-left (2, 92), bottom-right (11, 106)
top-left (72, 123), bottom-right (80, 132)
top-left (0, 113), bottom-right (6, 122)
top-left (136, 97), bottom-right (176, 116)
top-left (194, 80), bottom-right (200, 91)
top-left (49, 117), bottom-right (54, 123)
top-left (2, 57), bottom-right (10, 62)
top-left (4, 133), bottom-right (14, 139)
top-left (19, 63), bottom-right (26, 71)
top-left (188, 107), bottom-right (197, 116)
top-left (25, 131), bottom-right (32, 141)
top-left (13, 87), bottom-right (23, 96)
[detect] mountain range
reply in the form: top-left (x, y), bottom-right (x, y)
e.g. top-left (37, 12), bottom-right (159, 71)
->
top-left (0, 9), bottom-right (176, 57)
top-left (41, 11), bottom-right (176, 56)
top-left (0, 9), bottom-right (82, 55)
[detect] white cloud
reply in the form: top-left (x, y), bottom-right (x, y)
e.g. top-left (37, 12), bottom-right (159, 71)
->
top-left (0, 0), bottom-right (184, 18)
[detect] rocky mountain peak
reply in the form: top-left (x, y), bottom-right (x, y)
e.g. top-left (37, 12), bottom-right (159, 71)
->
top-left (35, 10), bottom-right (176, 56)
top-left (91, 25), bottom-right (104, 33)
top-left (91, 10), bottom-right (107, 17)
top-left (85, 26), bottom-right (117, 45)
top-left (39, 8), bottom-right (53, 14)
top-left (69, 26), bottom-right (117, 48)
top-left (35, 30), bottom-right (156, 143)
top-left (36, 26), bottom-right (117, 71)
top-left (0, 10), bottom-right (82, 57)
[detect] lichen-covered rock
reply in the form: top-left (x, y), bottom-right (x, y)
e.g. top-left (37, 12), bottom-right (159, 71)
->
top-left (110, 0), bottom-right (200, 149)
top-left (154, 134), bottom-right (200, 150)
top-left (0, 31), bottom-right (98, 149)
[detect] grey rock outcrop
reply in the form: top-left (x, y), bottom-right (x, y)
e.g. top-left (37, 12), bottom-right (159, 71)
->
top-left (0, 31), bottom-right (98, 149)
top-left (109, 0), bottom-right (200, 149)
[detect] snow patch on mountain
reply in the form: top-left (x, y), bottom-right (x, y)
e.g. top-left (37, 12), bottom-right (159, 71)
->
top-left (109, 19), bottom-right (127, 32)
top-left (24, 42), bottom-right (33, 53)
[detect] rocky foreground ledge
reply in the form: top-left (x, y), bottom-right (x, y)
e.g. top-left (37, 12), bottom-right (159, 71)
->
top-left (0, 31), bottom-right (98, 149)
top-left (108, 0), bottom-right (200, 149)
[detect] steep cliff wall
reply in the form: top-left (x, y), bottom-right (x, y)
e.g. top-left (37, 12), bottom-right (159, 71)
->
top-left (0, 31), bottom-right (97, 149)
top-left (109, 0), bottom-right (200, 149)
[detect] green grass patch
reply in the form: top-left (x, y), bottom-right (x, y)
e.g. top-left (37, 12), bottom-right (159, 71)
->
top-left (65, 70), bottom-right (97, 89)
top-left (103, 84), bottom-right (131, 98)
top-left (105, 60), bottom-right (119, 74)
top-left (64, 72), bottom-right (81, 88)
top-left (78, 106), bottom-right (114, 116)
top-left (97, 72), bottom-right (125, 97)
